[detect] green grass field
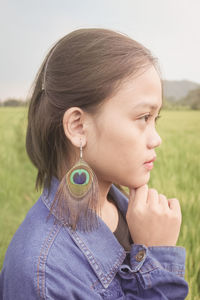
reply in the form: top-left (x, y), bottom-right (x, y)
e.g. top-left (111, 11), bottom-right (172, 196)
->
top-left (0, 107), bottom-right (199, 299)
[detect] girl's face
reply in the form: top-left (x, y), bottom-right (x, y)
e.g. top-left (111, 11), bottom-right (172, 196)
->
top-left (85, 65), bottom-right (162, 189)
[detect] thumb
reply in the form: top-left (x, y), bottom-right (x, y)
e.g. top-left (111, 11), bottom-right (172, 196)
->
top-left (128, 188), bottom-right (136, 208)
top-left (129, 188), bottom-right (136, 199)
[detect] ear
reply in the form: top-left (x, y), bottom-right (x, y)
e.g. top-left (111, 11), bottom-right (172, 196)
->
top-left (63, 107), bottom-right (88, 148)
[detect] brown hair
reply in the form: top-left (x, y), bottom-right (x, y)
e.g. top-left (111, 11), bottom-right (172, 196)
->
top-left (26, 28), bottom-right (158, 197)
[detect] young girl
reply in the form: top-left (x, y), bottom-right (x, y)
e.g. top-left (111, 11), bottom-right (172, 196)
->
top-left (0, 28), bottom-right (188, 299)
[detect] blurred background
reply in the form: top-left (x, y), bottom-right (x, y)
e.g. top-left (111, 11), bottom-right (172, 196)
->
top-left (0, 1), bottom-right (199, 299)
top-left (1, 0), bottom-right (200, 107)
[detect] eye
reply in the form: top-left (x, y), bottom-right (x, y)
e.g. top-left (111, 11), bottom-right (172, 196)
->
top-left (139, 114), bottom-right (161, 123)
top-left (139, 114), bottom-right (152, 122)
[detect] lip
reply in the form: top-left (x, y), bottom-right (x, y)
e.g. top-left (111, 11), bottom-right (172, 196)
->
top-left (144, 156), bottom-right (156, 170)
top-left (144, 162), bottom-right (154, 170)
top-left (144, 156), bottom-right (157, 164)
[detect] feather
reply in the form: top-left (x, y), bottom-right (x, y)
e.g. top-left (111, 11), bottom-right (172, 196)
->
top-left (49, 158), bottom-right (101, 232)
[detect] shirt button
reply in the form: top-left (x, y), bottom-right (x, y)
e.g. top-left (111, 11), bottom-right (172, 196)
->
top-left (135, 249), bottom-right (146, 262)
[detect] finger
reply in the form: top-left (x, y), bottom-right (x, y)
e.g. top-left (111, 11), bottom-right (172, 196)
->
top-left (159, 194), bottom-right (169, 209)
top-left (129, 184), bottom-right (148, 208)
top-left (168, 198), bottom-right (181, 211)
top-left (168, 198), bottom-right (182, 222)
top-left (129, 188), bottom-right (136, 200)
top-left (147, 188), bottom-right (159, 206)
top-left (128, 188), bottom-right (136, 210)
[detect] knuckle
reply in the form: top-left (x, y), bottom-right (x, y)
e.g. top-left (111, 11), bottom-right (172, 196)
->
top-left (172, 199), bottom-right (181, 210)
top-left (148, 189), bottom-right (158, 201)
top-left (149, 205), bottom-right (161, 216)
top-left (134, 205), bottom-right (144, 216)
top-left (156, 210), bottom-right (164, 217)
top-left (142, 184), bottom-right (148, 191)
top-left (159, 193), bottom-right (167, 199)
top-left (171, 197), bottom-right (179, 203)
top-left (149, 188), bottom-right (157, 194)
top-left (170, 212), bottom-right (181, 223)
top-left (175, 198), bottom-right (179, 201)
top-left (127, 204), bottom-right (144, 218)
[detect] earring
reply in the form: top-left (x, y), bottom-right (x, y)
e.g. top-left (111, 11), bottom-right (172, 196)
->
top-left (50, 139), bottom-right (100, 232)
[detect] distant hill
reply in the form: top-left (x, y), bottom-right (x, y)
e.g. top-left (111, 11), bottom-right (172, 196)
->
top-left (1, 79), bottom-right (200, 108)
top-left (178, 87), bottom-right (200, 110)
top-left (163, 80), bottom-right (200, 101)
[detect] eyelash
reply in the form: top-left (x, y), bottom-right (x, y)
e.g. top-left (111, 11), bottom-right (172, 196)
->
top-left (140, 114), bottom-right (161, 123)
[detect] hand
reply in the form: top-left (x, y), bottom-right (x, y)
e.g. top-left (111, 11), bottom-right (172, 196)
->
top-left (126, 185), bottom-right (182, 247)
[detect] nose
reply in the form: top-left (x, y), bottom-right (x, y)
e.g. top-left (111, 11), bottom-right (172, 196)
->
top-left (147, 128), bottom-right (162, 149)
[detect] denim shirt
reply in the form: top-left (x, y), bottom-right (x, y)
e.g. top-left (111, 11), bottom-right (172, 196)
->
top-left (0, 177), bottom-right (189, 299)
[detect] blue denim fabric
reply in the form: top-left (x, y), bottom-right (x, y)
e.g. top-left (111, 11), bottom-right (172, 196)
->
top-left (0, 177), bottom-right (189, 299)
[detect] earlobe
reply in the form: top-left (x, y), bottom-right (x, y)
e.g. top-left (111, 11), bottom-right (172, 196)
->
top-left (63, 107), bottom-right (86, 147)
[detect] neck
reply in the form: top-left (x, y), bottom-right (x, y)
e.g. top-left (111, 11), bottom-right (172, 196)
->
top-left (96, 178), bottom-right (119, 232)
top-left (98, 179), bottom-right (112, 206)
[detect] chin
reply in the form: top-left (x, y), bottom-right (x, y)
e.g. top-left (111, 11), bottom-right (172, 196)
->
top-left (126, 173), bottom-right (150, 189)
top-left (114, 170), bottom-right (150, 189)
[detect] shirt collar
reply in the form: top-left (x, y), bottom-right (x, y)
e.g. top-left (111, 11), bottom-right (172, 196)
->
top-left (41, 176), bottom-right (129, 288)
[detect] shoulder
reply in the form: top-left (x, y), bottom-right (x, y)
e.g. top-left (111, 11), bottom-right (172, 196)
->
top-left (0, 196), bottom-right (76, 299)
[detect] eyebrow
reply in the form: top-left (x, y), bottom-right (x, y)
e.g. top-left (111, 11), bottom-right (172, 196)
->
top-left (133, 102), bottom-right (163, 113)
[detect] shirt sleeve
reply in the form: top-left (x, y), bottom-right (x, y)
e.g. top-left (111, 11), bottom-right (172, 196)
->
top-left (118, 244), bottom-right (189, 299)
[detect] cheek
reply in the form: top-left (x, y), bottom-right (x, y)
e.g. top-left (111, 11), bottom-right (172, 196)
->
top-left (91, 118), bottom-right (143, 172)
top-left (85, 111), bottom-right (149, 185)
top-left (86, 122), bottom-right (150, 188)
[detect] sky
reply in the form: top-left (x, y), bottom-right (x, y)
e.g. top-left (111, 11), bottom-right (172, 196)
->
top-left (0, 0), bottom-right (199, 101)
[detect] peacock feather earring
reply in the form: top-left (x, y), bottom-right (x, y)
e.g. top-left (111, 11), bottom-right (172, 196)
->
top-left (50, 139), bottom-right (101, 232)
